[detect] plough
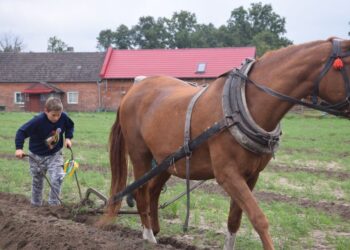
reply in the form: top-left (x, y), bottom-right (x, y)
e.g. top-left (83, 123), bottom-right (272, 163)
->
top-left (25, 147), bottom-right (205, 215)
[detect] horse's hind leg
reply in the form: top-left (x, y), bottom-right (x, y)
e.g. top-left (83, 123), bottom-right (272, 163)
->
top-left (148, 172), bottom-right (171, 235)
top-left (128, 149), bottom-right (157, 243)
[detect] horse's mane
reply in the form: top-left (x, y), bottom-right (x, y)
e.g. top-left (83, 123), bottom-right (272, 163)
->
top-left (257, 40), bottom-right (326, 62)
top-left (258, 37), bottom-right (350, 63)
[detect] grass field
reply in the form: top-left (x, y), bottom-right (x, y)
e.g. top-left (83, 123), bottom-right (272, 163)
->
top-left (0, 111), bottom-right (349, 249)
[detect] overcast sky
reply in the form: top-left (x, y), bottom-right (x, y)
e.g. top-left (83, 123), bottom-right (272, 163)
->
top-left (0, 0), bottom-right (349, 52)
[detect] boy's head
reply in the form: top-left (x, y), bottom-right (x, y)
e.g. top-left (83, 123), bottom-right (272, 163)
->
top-left (44, 97), bottom-right (63, 123)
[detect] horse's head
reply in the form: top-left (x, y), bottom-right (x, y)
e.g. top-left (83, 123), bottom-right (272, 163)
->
top-left (314, 38), bottom-right (350, 116)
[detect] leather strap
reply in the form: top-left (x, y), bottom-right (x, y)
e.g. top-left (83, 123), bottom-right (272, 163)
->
top-left (183, 84), bottom-right (208, 232)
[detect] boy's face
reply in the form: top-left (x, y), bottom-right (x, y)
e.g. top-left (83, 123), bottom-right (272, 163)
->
top-left (45, 110), bottom-right (62, 123)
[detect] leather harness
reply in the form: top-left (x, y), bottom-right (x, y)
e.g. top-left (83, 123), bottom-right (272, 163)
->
top-left (111, 40), bottom-right (350, 231)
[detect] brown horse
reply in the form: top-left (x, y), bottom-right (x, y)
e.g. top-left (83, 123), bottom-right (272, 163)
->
top-left (102, 38), bottom-right (350, 250)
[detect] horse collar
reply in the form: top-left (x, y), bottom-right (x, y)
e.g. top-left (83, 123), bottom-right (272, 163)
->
top-left (222, 59), bottom-right (282, 154)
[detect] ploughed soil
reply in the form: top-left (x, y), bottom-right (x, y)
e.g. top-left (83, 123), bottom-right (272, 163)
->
top-left (1, 181), bottom-right (349, 250)
top-left (0, 192), bottom-right (199, 250)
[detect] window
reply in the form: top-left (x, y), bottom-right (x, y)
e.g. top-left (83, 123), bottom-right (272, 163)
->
top-left (120, 86), bottom-right (126, 95)
top-left (196, 63), bottom-right (206, 73)
top-left (14, 92), bottom-right (25, 104)
top-left (41, 93), bottom-right (60, 102)
top-left (67, 92), bottom-right (79, 104)
top-left (40, 94), bottom-right (47, 102)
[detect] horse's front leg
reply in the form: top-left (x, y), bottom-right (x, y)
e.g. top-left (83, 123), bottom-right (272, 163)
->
top-left (224, 174), bottom-right (260, 250)
top-left (223, 200), bottom-right (242, 250)
top-left (218, 168), bottom-right (274, 250)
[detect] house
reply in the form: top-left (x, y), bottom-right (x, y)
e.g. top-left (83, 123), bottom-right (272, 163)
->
top-left (99, 46), bottom-right (256, 109)
top-left (0, 46), bottom-right (255, 112)
top-left (0, 52), bottom-right (105, 112)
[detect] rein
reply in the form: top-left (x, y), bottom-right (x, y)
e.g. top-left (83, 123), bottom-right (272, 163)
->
top-left (235, 70), bottom-right (350, 118)
top-left (235, 39), bottom-right (350, 119)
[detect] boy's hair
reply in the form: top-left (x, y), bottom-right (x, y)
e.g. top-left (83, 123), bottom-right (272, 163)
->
top-left (45, 97), bottom-right (63, 112)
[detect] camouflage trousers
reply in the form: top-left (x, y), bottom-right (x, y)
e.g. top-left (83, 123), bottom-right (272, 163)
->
top-left (28, 151), bottom-right (65, 206)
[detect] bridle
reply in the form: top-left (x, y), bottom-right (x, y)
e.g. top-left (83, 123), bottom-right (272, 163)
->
top-left (312, 39), bottom-right (350, 112)
top-left (234, 39), bottom-right (350, 118)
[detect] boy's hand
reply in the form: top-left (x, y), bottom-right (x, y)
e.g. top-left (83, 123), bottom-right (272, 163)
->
top-left (15, 149), bottom-right (25, 159)
top-left (65, 138), bottom-right (72, 148)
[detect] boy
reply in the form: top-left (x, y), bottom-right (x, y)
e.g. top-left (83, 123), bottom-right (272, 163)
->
top-left (15, 97), bottom-right (74, 206)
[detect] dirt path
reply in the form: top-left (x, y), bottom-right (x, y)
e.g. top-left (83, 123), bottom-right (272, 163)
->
top-left (0, 192), bottom-right (198, 250)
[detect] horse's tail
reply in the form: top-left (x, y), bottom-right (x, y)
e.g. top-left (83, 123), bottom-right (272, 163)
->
top-left (97, 108), bottom-right (127, 226)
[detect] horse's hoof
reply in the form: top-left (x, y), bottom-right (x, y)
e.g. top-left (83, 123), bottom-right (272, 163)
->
top-left (95, 215), bottom-right (114, 228)
top-left (126, 194), bottom-right (135, 207)
top-left (142, 227), bottom-right (157, 243)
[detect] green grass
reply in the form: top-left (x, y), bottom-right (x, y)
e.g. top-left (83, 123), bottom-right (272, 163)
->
top-left (256, 171), bottom-right (350, 202)
top-left (1, 111), bottom-right (350, 249)
top-left (154, 182), bottom-right (350, 249)
top-left (278, 113), bottom-right (350, 171)
top-left (0, 158), bottom-right (32, 194)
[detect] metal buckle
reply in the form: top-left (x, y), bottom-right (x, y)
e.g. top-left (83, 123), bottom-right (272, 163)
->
top-left (183, 143), bottom-right (192, 157)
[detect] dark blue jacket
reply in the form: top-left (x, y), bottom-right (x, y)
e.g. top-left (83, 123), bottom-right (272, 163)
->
top-left (15, 112), bottom-right (74, 156)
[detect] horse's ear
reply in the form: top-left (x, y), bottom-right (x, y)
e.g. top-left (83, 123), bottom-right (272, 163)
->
top-left (326, 36), bottom-right (341, 42)
top-left (326, 37), bottom-right (350, 51)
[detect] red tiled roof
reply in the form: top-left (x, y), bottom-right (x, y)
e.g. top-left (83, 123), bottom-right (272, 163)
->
top-left (22, 82), bottom-right (64, 94)
top-left (100, 47), bottom-right (256, 79)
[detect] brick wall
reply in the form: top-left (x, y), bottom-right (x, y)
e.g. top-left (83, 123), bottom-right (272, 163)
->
top-left (100, 79), bottom-right (133, 111)
top-left (55, 82), bottom-right (99, 112)
top-left (0, 77), bottom-right (215, 112)
top-left (99, 78), bottom-right (214, 111)
top-left (0, 83), bottom-right (31, 111)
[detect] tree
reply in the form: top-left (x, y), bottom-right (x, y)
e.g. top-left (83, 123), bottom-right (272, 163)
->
top-left (0, 33), bottom-right (24, 52)
top-left (114, 25), bottom-right (133, 49)
top-left (226, 3), bottom-right (292, 55)
top-left (47, 36), bottom-right (68, 53)
top-left (191, 23), bottom-right (223, 48)
top-left (131, 16), bottom-right (170, 49)
top-left (166, 11), bottom-right (198, 48)
top-left (226, 6), bottom-right (252, 46)
top-left (252, 30), bottom-right (281, 56)
top-left (96, 4), bottom-right (292, 53)
top-left (96, 29), bottom-right (115, 51)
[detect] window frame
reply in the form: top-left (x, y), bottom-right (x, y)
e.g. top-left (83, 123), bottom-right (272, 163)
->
top-left (196, 63), bottom-right (206, 73)
top-left (14, 92), bottom-right (25, 104)
top-left (67, 91), bottom-right (79, 104)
